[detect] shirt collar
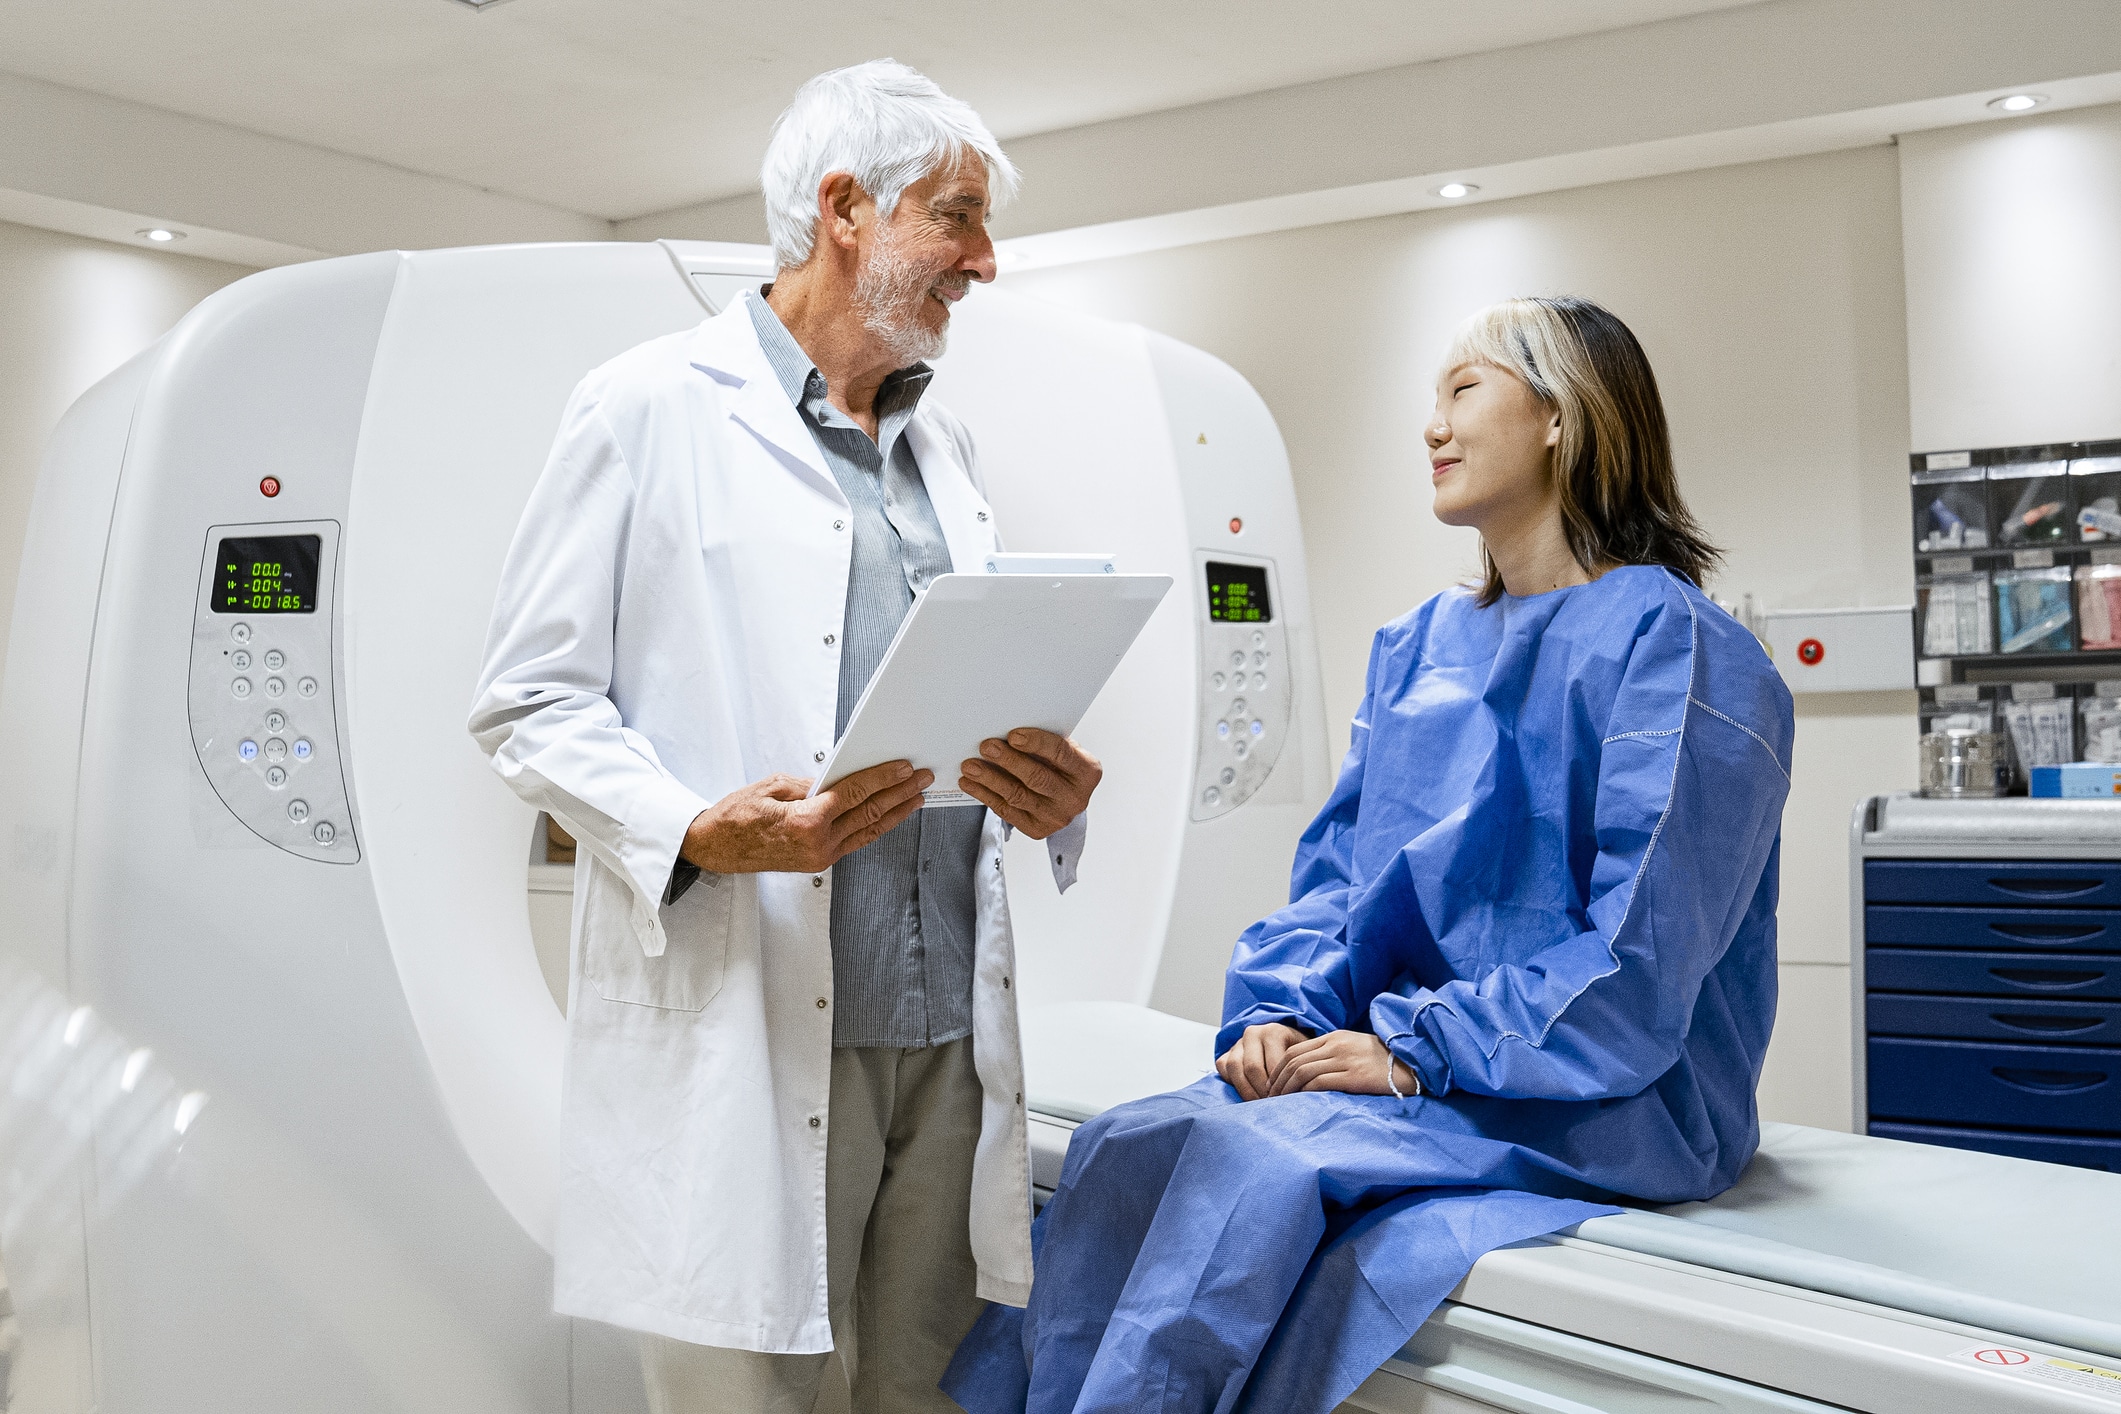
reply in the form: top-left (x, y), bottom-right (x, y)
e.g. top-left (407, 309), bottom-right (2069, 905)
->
top-left (743, 286), bottom-right (932, 423)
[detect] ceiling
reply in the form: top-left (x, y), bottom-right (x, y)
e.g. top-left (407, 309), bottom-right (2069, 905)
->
top-left (0, 0), bottom-right (1765, 222)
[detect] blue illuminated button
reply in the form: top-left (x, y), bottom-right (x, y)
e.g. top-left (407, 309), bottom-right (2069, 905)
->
top-left (1250, 719), bottom-right (1264, 737)
top-left (293, 738), bottom-right (312, 760)
top-left (237, 739), bottom-right (258, 761)
top-left (1216, 721), bottom-right (1230, 739)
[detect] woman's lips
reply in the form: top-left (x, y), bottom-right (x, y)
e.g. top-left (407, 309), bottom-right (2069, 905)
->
top-left (1431, 459), bottom-right (1461, 481)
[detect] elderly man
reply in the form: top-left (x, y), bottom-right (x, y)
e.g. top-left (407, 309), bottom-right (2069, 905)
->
top-left (469, 61), bottom-right (1099, 1414)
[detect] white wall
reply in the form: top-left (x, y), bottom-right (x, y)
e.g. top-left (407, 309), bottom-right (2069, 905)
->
top-left (0, 219), bottom-right (252, 669)
top-left (1006, 144), bottom-right (1922, 1131)
top-left (1902, 101), bottom-right (2121, 451)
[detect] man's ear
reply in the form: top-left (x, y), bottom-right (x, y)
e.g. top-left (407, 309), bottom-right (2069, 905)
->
top-left (817, 172), bottom-right (866, 254)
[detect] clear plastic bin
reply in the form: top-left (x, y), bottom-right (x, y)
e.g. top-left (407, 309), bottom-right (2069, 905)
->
top-left (1989, 459), bottom-right (2074, 548)
top-left (2076, 561), bottom-right (2121, 650)
top-left (1917, 571), bottom-right (1991, 656)
top-left (1911, 465), bottom-right (1991, 552)
top-left (2082, 685), bottom-right (2121, 764)
top-left (2003, 688), bottom-right (2074, 771)
top-left (2071, 455), bottom-right (2121, 543)
top-left (1994, 565), bottom-right (2074, 653)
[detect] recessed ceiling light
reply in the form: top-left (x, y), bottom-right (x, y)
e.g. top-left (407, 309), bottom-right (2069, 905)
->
top-left (1988, 93), bottom-right (2047, 113)
top-left (447, 0), bottom-right (516, 9)
top-left (1433, 182), bottom-right (1479, 200)
top-left (137, 227), bottom-right (185, 243)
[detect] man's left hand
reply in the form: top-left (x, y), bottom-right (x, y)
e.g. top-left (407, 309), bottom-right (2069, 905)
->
top-left (1266, 1030), bottom-right (1419, 1098)
top-left (958, 728), bottom-right (1101, 839)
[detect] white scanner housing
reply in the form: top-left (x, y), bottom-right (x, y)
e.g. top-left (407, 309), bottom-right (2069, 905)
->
top-left (0, 241), bottom-right (1329, 1411)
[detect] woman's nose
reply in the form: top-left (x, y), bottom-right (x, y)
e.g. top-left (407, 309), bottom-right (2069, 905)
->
top-left (1425, 422), bottom-right (1449, 449)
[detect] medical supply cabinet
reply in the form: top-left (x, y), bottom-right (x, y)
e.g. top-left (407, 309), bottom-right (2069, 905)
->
top-left (1853, 793), bottom-right (2121, 1171)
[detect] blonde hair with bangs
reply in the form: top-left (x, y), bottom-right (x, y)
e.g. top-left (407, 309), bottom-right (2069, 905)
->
top-left (1445, 297), bottom-right (1719, 606)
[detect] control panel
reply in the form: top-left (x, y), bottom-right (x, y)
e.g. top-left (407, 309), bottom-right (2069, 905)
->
top-left (187, 521), bottom-right (359, 862)
top-left (1192, 555), bottom-right (1292, 821)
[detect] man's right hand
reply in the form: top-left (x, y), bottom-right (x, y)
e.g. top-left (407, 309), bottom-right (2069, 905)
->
top-left (680, 760), bottom-right (932, 875)
top-left (1215, 1022), bottom-right (1309, 1102)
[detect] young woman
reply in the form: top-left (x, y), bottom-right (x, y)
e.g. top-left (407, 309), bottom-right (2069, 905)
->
top-left (945, 296), bottom-right (1794, 1414)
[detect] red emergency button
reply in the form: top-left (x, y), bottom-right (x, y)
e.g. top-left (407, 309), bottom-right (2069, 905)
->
top-left (1797, 637), bottom-right (1825, 666)
top-left (259, 476), bottom-right (281, 498)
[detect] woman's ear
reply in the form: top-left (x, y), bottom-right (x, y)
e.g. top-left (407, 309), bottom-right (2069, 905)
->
top-left (1545, 412), bottom-right (1562, 448)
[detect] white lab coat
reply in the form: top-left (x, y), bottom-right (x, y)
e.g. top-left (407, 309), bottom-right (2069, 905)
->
top-left (469, 299), bottom-right (1070, 1352)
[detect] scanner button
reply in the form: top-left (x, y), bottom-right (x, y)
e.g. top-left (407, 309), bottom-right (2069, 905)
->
top-left (263, 649), bottom-right (285, 671)
top-left (1231, 698), bottom-right (1247, 715)
top-left (1251, 630), bottom-right (1265, 647)
top-left (296, 677), bottom-right (318, 698)
top-left (288, 799), bottom-right (310, 822)
top-left (294, 739), bottom-right (312, 760)
top-left (231, 677), bottom-right (253, 699)
top-left (1229, 650), bottom-right (1245, 668)
top-left (264, 737), bottom-right (288, 762)
top-left (1203, 786), bottom-right (1222, 806)
top-left (1211, 672), bottom-right (1226, 690)
top-left (1253, 651), bottom-right (1268, 666)
top-left (231, 649), bottom-right (252, 671)
top-left (264, 677), bottom-right (285, 698)
top-left (1250, 719), bottom-right (1265, 737)
top-left (265, 766), bottom-right (287, 788)
top-left (1234, 740), bottom-right (1250, 759)
top-left (1216, 721), bottom-right (1230, 739)
top-left (1253, 672), bottom-right (1268, 690)
top-left (238, 739), bottom-right (259, 761)
top-left (1219, 767), bottom-right (1235, 786)
top-left (312, 821), bottom-right (336, 845)
top-left (230, 623), bottom-right (252, 644)
top-left (264, 710), bottom-right (286, 733)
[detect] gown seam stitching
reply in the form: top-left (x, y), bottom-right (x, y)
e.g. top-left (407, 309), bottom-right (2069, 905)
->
top-left (1684, 696), bottom-right (1792, 785)
top-left (1601, 726), bottom-right (1679, 744)
top-left (1485, 592), bottom-right (1697, 1059)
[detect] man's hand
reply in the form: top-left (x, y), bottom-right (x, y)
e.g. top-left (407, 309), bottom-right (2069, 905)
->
top-left (680, 760), bottom-right (931, 875)
top-left (956, 728), bottom-right (1101, 839)
top-left (1215, 1022), bottom-right (1308, 1101)
top-left (1266, 1030), bottom-right (1418, 1099)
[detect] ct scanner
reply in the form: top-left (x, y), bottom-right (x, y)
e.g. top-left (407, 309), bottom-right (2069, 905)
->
top-left (0, 240), bottom-right (2116, 1414)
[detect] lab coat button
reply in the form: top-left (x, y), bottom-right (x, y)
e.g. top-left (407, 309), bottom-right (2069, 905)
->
top-left (809, 1116), bottom-right (821, 1129)
top-left (833, 519), bottom-right (846, 531)
top-left (824, 633), bottom-right (836, 645)
top-left (816, 997), bottom-right (828, 1009)
top-left (976, 511), bottom-right (989, 522)
top-left (812, 875), bottom-right (824, 888)
top-left (1014, 1093), bottom-right (1022, 1105)
top-left (814, 750), bottom-right (826, 762)
top-left (1002, 975), bottom-right (1010, 989)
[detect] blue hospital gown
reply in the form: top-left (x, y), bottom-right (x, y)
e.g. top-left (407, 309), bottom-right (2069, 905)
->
top-left (945, 566), bottom-right (1794, 1414)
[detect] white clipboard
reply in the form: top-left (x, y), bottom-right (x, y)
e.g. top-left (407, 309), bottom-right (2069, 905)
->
top-left (813, 571), bottom-right (1172, 806)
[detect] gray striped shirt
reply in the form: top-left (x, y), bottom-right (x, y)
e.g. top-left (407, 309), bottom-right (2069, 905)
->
top-left (746, 290), bottom-right (984, 1049)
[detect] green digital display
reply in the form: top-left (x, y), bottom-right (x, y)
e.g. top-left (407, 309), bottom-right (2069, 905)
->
top-left (1206, 561), bottom-right (1272, 623)
top-left (213, 535), bottom-right (320, 613)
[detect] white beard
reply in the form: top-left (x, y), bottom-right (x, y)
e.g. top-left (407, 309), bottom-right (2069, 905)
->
top-left (854, 228), bottom-right (954, 364)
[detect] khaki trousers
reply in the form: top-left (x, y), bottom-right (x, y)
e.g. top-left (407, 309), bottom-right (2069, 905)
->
top-left (639, 1036), bottom-right (986, 1414)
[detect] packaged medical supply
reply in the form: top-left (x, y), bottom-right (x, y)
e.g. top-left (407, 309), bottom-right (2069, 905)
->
top-left (2077, 558), bottom-right (2121, 650)
top-left (2003, 684), bottom-right (2074, 773)
top-left (1910, 461), bottom-right (1990, 552)
top-left (2081, 683), bottom-right (2121, 764)
top-left (2071, 455), bottom-right (2121, 543)
top-left (1917, 569), bottom-right (1991, 657)
top-left (1994, 565), bottom-right (2074, 653)
top-left (2029, 762), bottom-right (2121, 797)
top-left (1989, 459), bottom-right (2073, 547)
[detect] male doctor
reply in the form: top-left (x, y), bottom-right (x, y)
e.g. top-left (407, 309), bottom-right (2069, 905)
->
top-left (469, 61), bottom-right (1100, 1414)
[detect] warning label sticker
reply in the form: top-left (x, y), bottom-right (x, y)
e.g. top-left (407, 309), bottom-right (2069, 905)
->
top-left (1951, 1345), bottom-right (2121, 1403)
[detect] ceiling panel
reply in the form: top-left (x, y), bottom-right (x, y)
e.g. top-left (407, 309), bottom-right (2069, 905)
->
top-left (0, 0), bottom-right (1766, 220)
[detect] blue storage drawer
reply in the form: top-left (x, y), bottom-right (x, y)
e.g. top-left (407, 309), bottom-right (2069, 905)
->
top-left (1866, 948), bottom-right (2121, 999)
top-left (1865, 904), bottom-right (2120, 952)
top-left (1868, 1121), bottom-right (2121, 1173)
top-left (1865, 859), bottom-right (2121, 908)
top-left (1867, 993), bottom-right (2121, 1045)
top-left (1868, 1037), bottom-right (2121, 1132)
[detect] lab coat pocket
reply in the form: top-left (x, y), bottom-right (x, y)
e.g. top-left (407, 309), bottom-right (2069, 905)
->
top-left (587, 865), bottom-right (732, 1011)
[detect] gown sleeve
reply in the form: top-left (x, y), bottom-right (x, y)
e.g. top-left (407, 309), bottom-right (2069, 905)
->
top-left (1216, 635), bottom-right (1389, 1054)
top-left (1369, 604), bottom-right (1791, 1101)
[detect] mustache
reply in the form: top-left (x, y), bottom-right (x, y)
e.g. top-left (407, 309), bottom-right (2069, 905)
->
top-left (931, 272), bottom-right (971, 297)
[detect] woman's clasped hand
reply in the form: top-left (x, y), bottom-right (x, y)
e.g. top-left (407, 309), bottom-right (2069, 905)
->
top-left (1214, 1021), bottom-right (1419, 1101)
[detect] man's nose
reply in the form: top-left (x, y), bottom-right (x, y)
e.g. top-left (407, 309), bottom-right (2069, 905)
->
top-left (962, 231), bottom-right (998, 284)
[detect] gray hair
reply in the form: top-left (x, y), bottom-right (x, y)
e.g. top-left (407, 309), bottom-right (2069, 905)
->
top-left (760, 59), bottom-right (1020, 272)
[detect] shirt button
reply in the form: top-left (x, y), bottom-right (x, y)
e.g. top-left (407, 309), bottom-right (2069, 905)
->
top-left (833, 519), bottom-right (846, 531)
top-left (823, 633), bottom-right (836, 645)
top-left (809, 1116), bottom-right (821, 1129)
top-left (1014, 1092), bottom-right (1022, 1105)
top-left (814, 750), bottom-right (826, 762)
top-left (976, 511), bottom-right (989, 522)
top-left (812, 875), bottom-right (824, 888)
top-left (1002, 976), bottom-right (1011, 989)
top-left (816, 997), bottom-right (828, 1009)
